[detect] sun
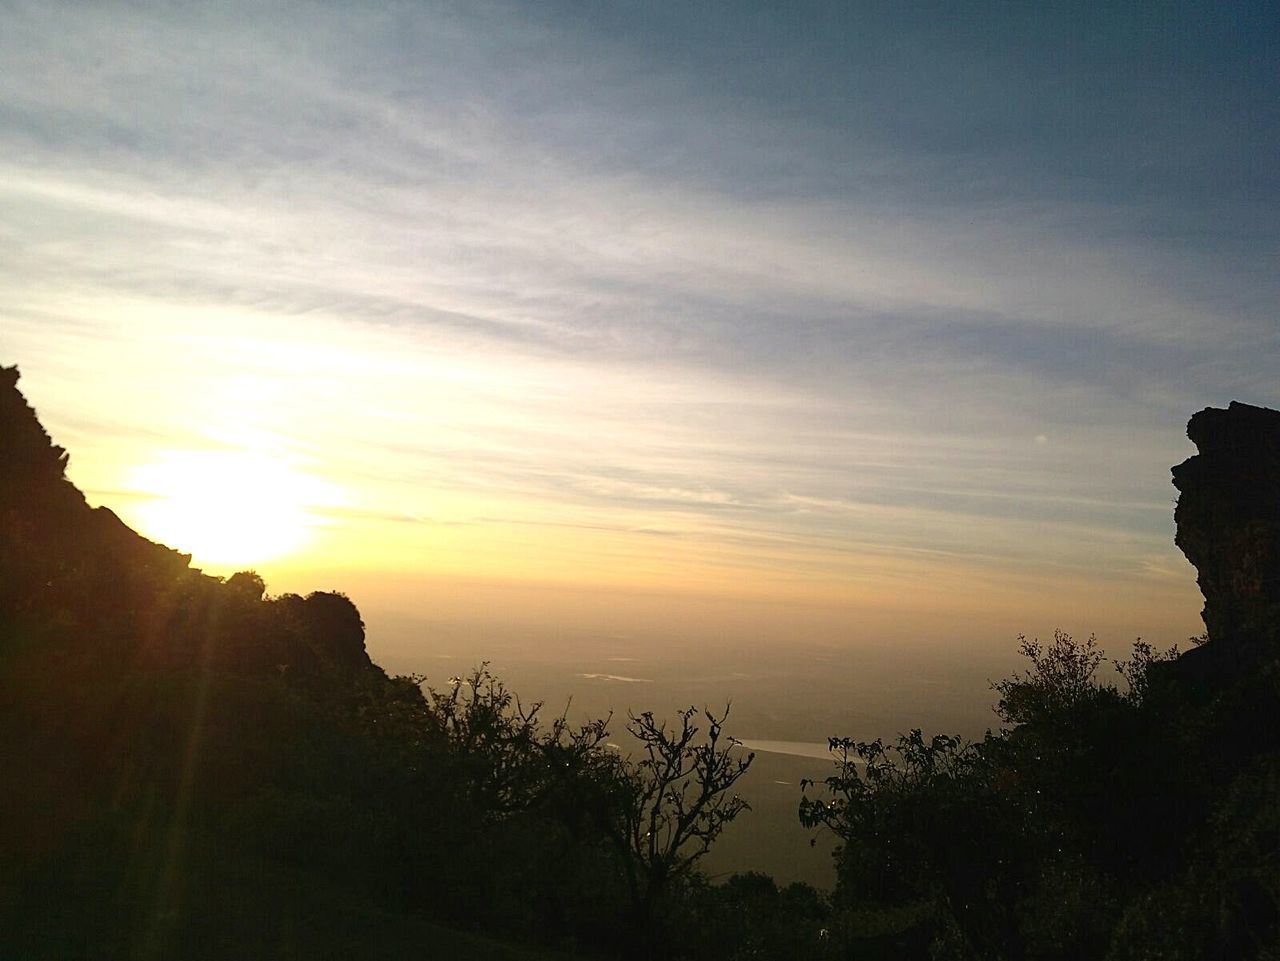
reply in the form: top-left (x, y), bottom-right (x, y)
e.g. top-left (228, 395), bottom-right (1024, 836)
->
top-left (127, 450), bottom-right (337, 569)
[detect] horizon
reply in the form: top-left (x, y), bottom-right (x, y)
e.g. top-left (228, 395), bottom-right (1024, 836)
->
top-left (5, 2), bottom-right (1275, 674)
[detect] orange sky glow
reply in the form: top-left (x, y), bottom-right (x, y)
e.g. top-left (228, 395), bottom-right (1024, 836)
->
top-left (8, 1), bottom-right (1270, 679)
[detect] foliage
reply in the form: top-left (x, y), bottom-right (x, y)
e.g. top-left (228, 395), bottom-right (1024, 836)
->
top-left (802, 630), bottom-right (1279, 960)
top-left (607, 707), bottom-right (755, 926)
top-left (225, 569), bottom-right (266, 600)
top-left (419, 664), bottom-right (612, 823)
top-left (993, 629), bottom-right (1107, 726)
top-left (1111, 638), bottom-right (1179, 706)
top-left (10, 369), bottom-right (1280, 959)
top-left (800, 730), bottom-right (1025, 958)
top-left (669, 872), bottom-right (832, 961)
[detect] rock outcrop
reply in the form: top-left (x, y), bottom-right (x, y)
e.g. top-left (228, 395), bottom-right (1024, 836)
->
top-left (0, 366), bottom-right (194, 619)
top-left (0, 364), bottom-right (375, 681)
top-left (1172, 401), bottom-right (1280, 667)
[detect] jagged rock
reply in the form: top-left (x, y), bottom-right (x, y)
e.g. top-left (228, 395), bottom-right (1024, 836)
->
top-left (1172, 401), bottom-right (1280, 661)
top-left (1, 364), bottom-right (376, 682)
top-left (2, 365), bottom-right (197, 622)
top-left (0, 366), bottom-right (84, 517)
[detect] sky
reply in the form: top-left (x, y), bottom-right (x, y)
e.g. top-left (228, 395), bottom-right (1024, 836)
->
top-left (3, 1), bottom-right (1277, 665)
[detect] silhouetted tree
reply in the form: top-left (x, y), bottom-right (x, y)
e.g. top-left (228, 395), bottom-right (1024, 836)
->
top-left (607, 706), bottom-right (755, 942)
top-left (297, 590), bottom-right (370, 672)
top-left (225, 570), bottom-right (266, 601)
top-left (800, 631), bottom-right (1232, 961)
top-left (421, 663), bottom-right (611, 821)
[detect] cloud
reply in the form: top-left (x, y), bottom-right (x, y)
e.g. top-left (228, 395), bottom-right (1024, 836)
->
top-left (0, 0), bottom-right (1271, 618)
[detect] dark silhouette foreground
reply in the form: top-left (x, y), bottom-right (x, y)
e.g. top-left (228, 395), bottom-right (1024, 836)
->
top-left (0, 366), bottom-right (777, 960)
top-left (2, 366), bottom-right (1277, 959)
top-left (800, 402), bottom-right (1280, 959)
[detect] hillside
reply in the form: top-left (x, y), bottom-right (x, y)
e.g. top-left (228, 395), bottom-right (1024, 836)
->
top-left (0, 365), bottom-right (826, 961)
top-left (0, 365), bottom-right (595, 959)
top-left (3, 364), bottom-right (1278, 960)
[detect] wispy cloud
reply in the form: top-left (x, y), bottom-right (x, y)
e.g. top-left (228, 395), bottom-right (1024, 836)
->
top-left (1, 0), bottom-right (1273, 632)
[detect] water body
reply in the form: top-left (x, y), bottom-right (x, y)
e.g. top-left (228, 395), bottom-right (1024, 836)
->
top-left (738, 739), bottom-right (834, 761)
top-left (369, 611), bottom-right (1018, 886)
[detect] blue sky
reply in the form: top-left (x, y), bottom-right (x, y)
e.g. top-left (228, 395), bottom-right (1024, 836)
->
top-left (2, 1), bottom-right (1276, 647)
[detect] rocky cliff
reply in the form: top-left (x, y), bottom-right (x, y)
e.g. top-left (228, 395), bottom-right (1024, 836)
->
top-left (1171, 401), bottom-right (1280, 673)
top-left (0, 364), bottom-right (374, 679)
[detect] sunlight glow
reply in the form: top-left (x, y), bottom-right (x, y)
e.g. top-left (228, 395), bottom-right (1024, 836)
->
top-left (128, 450), bottom-right (340, 569)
